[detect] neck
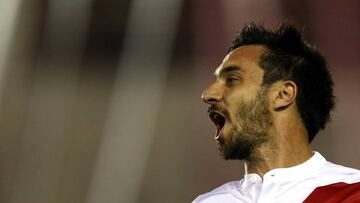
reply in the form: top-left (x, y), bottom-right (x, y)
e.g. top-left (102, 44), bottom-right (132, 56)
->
top-left (244, 143), bottom-right (313, 178)
top-left (244, 115), bottom-right (313, 178)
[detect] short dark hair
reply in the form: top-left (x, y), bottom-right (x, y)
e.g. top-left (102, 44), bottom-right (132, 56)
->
top-left (228, 22), bottom-right (335, 142)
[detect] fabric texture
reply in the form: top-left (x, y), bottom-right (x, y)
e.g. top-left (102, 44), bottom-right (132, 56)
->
top-left (303, 182), bottom-right (360, 203)
top-left (193, 152), bottom-right (360, 203)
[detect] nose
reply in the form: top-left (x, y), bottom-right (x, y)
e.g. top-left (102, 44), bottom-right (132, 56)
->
top-left (201, 83), bottom-right (223, 104)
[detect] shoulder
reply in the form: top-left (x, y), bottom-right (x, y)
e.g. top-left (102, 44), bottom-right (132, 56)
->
top-left (317, 160), bottom-right (360, 184)
top-left (192, 180), bottom-right (242, 203)
top-left (304, 163), bottom-right (360, 203)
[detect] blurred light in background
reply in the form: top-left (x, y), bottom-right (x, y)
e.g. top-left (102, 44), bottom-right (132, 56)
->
top-left (0, 0), bottom-right (359, 203)
top-left (86, 0), bottom-right (182, 202)
top-left (0, 0), bottom-right (22, 97)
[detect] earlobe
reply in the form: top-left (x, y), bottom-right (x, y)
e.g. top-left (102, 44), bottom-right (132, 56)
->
top-left (272, 81), bottom-right (297, 111)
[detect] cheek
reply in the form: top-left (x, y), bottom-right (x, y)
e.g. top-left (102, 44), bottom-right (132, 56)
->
top-left (224, 108), bottom-right (243, 133)
top-left (224, 89), bottom-right (243, 110)
top-left (225, 85), bottom-right (259, 104)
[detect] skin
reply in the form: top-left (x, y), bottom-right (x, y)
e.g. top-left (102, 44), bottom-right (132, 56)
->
top-left (201, 44), bottom-right (313, 178)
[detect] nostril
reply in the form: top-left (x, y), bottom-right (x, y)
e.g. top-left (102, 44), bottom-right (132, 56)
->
top-left (201, 92), bottom-right (222, 104)
top-left (206, 98), bottom-right (217, 104)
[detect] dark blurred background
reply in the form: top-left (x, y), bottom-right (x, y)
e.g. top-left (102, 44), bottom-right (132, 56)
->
top-left (0, 0), bottom-right (359, 202)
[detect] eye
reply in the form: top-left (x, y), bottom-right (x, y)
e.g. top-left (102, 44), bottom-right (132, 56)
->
top-left (225, 76), bottom-right (240, 85)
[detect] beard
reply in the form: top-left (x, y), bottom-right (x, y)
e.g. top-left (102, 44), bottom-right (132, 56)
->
top-left (220, 87), bottom-right (273, 160)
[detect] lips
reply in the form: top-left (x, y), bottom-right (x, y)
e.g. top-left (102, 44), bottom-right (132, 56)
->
top-left (208, 111), bottom-right (226, 139)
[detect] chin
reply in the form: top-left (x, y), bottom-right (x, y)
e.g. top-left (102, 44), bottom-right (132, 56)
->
top-left (223, 153), bottom-right (249, 161)
top-left (220, 141), bottom-right (252, 160)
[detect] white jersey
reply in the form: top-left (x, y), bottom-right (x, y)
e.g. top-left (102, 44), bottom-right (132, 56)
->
top-left (193, 152), bottom-right (360, 203)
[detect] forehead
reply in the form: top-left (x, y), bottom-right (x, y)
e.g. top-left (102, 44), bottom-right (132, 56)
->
top-left (215, 45), bottom-right (266, 76)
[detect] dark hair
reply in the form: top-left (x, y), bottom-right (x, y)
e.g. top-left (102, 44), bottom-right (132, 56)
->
top-left (228, 22), bottom-right (335, 142)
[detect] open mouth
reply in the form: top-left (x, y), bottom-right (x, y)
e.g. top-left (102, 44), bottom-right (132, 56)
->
top-left (209, 111), bottom-right (226, 136)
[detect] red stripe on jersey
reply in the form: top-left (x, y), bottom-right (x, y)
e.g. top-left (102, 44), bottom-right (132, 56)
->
top-left (303, 182), bottom-right (360, 203)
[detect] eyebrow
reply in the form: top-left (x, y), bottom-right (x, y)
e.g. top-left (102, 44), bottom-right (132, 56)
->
top-left (214, 65), bottom-right (244, 78)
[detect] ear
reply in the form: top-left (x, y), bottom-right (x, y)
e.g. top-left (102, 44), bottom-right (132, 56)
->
top-left (271, 80), bottom-right (297, 111)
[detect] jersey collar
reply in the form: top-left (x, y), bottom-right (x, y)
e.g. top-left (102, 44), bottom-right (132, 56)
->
top-left (242, 151), bottom-right (327, 188)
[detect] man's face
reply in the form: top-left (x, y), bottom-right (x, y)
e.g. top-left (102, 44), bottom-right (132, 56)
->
top-left (202, 45), bottom-right (273, 160)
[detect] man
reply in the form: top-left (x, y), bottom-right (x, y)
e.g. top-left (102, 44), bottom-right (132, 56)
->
top-left (193, 23), bottom-right (360, 203)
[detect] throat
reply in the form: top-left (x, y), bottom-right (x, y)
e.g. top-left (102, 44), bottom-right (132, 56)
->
top-left (243, 140), bottom-right (313, 178)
